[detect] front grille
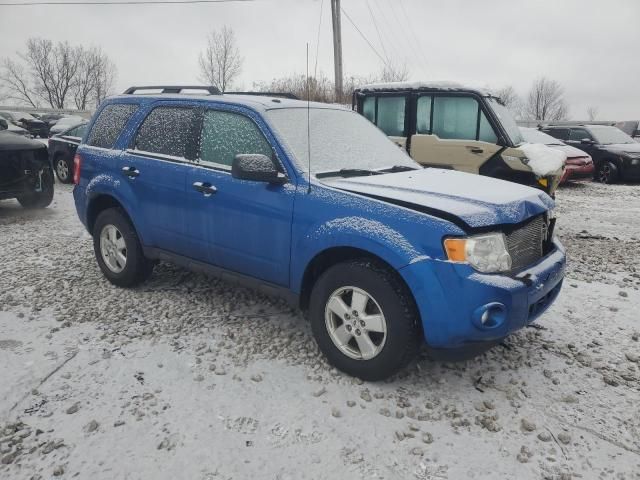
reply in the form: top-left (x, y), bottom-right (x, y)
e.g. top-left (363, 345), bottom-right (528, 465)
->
top-left (506, 215), bottom-right (545, 271)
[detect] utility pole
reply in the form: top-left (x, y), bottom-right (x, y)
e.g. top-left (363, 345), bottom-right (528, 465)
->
top-left (331, 0), bottom-right (343, 101)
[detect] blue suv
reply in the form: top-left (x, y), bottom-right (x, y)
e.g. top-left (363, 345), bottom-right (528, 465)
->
top-left (73, 86), bottom-right (566, 380)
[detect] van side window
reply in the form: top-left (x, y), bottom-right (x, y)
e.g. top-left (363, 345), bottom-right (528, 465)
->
top-left (362, 97), bottom-right (375, 123)
top-left (87, 104), bottom-right (138, 149)
top-left (416, 96), bottom-right (432, 134)
top-left (134, 107), bottom-right (195, 158)
top-left (376, 97), bottom-right (406, 137)
top-left (544, 128), bottom-right (569, 140)
top-left (199, 110), bottom-right (273, 168)
top-left (432, 96), bottom-right (479, 141)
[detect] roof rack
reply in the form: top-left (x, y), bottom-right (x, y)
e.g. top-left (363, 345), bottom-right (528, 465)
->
top-left (225, 91), bottom-right (299, 100)
top-left (123, 85), bottom-right (221, 95)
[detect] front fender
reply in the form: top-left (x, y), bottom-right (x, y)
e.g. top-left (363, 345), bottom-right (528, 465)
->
top-left (84, 174), bottom-right (149, 244)
top-left (291, 216), bottom-right (428, 294)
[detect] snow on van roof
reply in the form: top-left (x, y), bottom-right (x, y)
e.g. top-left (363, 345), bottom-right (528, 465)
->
top-left (358, 81), bottom-right (493, 95)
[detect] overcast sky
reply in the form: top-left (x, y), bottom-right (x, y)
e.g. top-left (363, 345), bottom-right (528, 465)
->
top-left (0, 0), bottom-right (638, 119)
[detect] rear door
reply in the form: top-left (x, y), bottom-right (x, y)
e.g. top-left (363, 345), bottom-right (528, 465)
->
top-left (186, 106), bottom-right (294, 286)
top-left (119, 103), bottom-right (198, 256)
top-left (409, 94), bottom-right (502, 173)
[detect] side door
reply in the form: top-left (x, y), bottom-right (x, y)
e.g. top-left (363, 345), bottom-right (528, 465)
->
top-left (186, 107), bottom-right (295, 286)
top-left (362, 94), bottom-right (409, 150)
top-left (409, 94), bottom-right (502, 174)
top-left (119, 104), bottom-right (199, 256)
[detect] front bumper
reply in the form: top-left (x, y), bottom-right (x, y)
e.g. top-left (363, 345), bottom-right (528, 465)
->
top-left (561, 162), bottom-right (594, 183)
top-left (400, 238), bottom-right (566, 348)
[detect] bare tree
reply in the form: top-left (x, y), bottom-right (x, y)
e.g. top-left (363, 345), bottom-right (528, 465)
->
top-left (198, 26), bottom-right (243, 92)
top-left (494, 85), bottom-right (523, 119)
top-left (587, 106), bottom-right (599, 121)
top-left (378, 61), bottom-right (410, 83)
top-left (1, 58), bottom-right (40, 107)
top-left (73, 47), bottom-right (117, 109)
top-left (525, 77), bottom-right (568, 121)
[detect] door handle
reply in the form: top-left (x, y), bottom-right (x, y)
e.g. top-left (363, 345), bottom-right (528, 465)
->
top-left (122, 166), bottom-right (140, 178)
top-left (193, 181), bottom-right (217, 196)
top-left (466, 146), bottom-right (484, 154)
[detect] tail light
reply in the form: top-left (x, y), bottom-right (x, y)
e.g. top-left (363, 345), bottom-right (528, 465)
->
top-left (73, 153), bottom-right (82, 184)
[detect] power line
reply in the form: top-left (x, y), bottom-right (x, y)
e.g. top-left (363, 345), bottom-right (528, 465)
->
top-left (340, 5), bottom-right (388, 67)
top-left (365, 0), bottom-right (389, 65)
top-left (398, 0), bottom-right (429, 74)
top-left (0, 0), bottom-right (252, 6)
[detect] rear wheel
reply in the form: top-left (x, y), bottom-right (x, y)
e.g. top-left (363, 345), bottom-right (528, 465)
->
top-left (54, 155), bottom-right (73, 183)
top-left (17, 166), bottom-right (54, 209)
top-left (93, 208), bottom-right (153, 287)
top-left (309, 259), bottom-right (421, 381)
top-left (596, 161), bottom-right (619, 184)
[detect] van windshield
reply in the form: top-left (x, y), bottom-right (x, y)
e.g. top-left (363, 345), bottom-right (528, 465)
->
top-left (267, 107), bottom-right (419, 175)
top-left (487, 98), bottom-right (524, 145)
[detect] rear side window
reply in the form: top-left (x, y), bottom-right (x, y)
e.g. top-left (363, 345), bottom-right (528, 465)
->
top-left (568, 128), bottom-right (592, 141)
top-left (68, 124), bottom-right (87, 138)
top-left (134, 107), bottom-right (195, 158)
top-left (87, 104), bottom-right (137, 149)
top-left (198, 110), bottom-right (273, 167)
top-left (543, 128), bottom-right (569, 140)
top-left (416, 96), bottom-right (432, 134)
top-left (360, 95), bottom-right (407, 137)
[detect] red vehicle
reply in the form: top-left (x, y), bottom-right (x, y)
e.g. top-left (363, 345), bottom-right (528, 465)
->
top-left (520, 127), bottom-right (594, 183)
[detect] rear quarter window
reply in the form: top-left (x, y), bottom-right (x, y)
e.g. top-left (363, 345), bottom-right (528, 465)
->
top-left (87, 104), bottom-right (138, 149)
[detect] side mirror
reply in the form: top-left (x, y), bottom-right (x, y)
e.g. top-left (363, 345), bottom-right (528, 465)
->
top-left (0, 118), bottom-right (7, 131)
top-left (580, 138), bottom-right (594, 145)
top-left (232, 154), bottom-right (286, 184)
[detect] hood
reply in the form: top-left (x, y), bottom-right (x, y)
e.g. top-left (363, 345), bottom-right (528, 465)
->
top-left (0, 131), bottom-right (47, 152)
top-left (323, 169), bottom-right (554, 230)
top-left (599, 142), bottom-right (640, 154)
top-left (547, 143), bottom-right (589, 159)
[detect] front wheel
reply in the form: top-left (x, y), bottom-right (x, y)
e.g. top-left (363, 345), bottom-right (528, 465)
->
top-left (92, 208), bottom-right (153, 287)
top-left (596, 161), bottom-right (619, 184)
top-left (309, 259), bottom-right (421, 381)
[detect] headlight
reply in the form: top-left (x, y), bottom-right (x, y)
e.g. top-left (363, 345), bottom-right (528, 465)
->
top-left (444, 233), bottom-right (512, 273)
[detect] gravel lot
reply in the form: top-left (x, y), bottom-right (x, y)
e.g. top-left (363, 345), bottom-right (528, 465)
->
top-left (1, 181), bottom-right (639, 480)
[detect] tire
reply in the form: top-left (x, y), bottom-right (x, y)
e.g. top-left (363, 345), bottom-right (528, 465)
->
top-left (17, 167), bottom-right (54, 209)
top-left (309, 258), bottom-right (421, 381)
top-left (92, 208), bottom-right (153, 287)
top-left (54, 155), bottom-right (73, 183)
top-left (596, 161), bottom-right (619, 184)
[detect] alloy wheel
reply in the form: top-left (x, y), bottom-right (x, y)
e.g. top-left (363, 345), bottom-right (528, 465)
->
top-left (99, 224), bottom-right (127, 273)
top-left (56, 158), bottom-right (69, 181)
top-left (324, 286), bottom-right (387, 360)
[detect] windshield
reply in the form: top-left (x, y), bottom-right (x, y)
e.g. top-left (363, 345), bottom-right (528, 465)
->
top-left (520, 127), bottom-right (563, 145)
top-left (267, 107), bottom-right (418, 175)
top-left (487, 98), bottom-right (524, 145)
top-left (590, 127), bottom-right (636, 145)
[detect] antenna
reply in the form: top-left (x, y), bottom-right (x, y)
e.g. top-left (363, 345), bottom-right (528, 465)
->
top-left (306, 42), bottom-right (312, 193)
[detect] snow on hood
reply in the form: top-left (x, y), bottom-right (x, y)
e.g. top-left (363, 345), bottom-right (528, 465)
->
top-left (519, 143), bottom-right (566, 176)
top-left (547, 143), bottom-right (590, 159)
top-left (324, 168), bottom-right (554, 229)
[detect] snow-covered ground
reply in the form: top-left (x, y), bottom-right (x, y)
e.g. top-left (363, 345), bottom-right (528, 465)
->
top-left (1, 182), bottom-right (639, 480)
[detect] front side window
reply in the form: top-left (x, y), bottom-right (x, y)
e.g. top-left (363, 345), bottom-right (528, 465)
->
top-left (87, 104), bottom-right (138, 149)
top-left (478, 111), bottom-right (498, 143)
top-left (134, 107), bottom-right (195, 158)
top-left (199, 110), bottom-right (273, 168)
top-left (432, 96), bottom-right (479, 140)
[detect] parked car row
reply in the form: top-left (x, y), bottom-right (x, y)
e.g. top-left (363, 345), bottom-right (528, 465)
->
top-left (0, 110), bottom-right (86, 138)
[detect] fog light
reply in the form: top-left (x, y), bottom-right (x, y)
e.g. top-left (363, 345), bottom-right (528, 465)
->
top-left (472, 302), bottom-right (507, 330)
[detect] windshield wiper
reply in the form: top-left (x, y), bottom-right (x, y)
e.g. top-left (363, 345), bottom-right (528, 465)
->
top-left (316, 168), bottom-right (382, 178)
top-left (378, 165), bottom-right (421, 173)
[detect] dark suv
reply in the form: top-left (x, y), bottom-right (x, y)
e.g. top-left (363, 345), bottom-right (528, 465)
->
top-left (73, 86), bottom-right (565, 380)
top-left (541, 124), bottom-right (640, 183)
